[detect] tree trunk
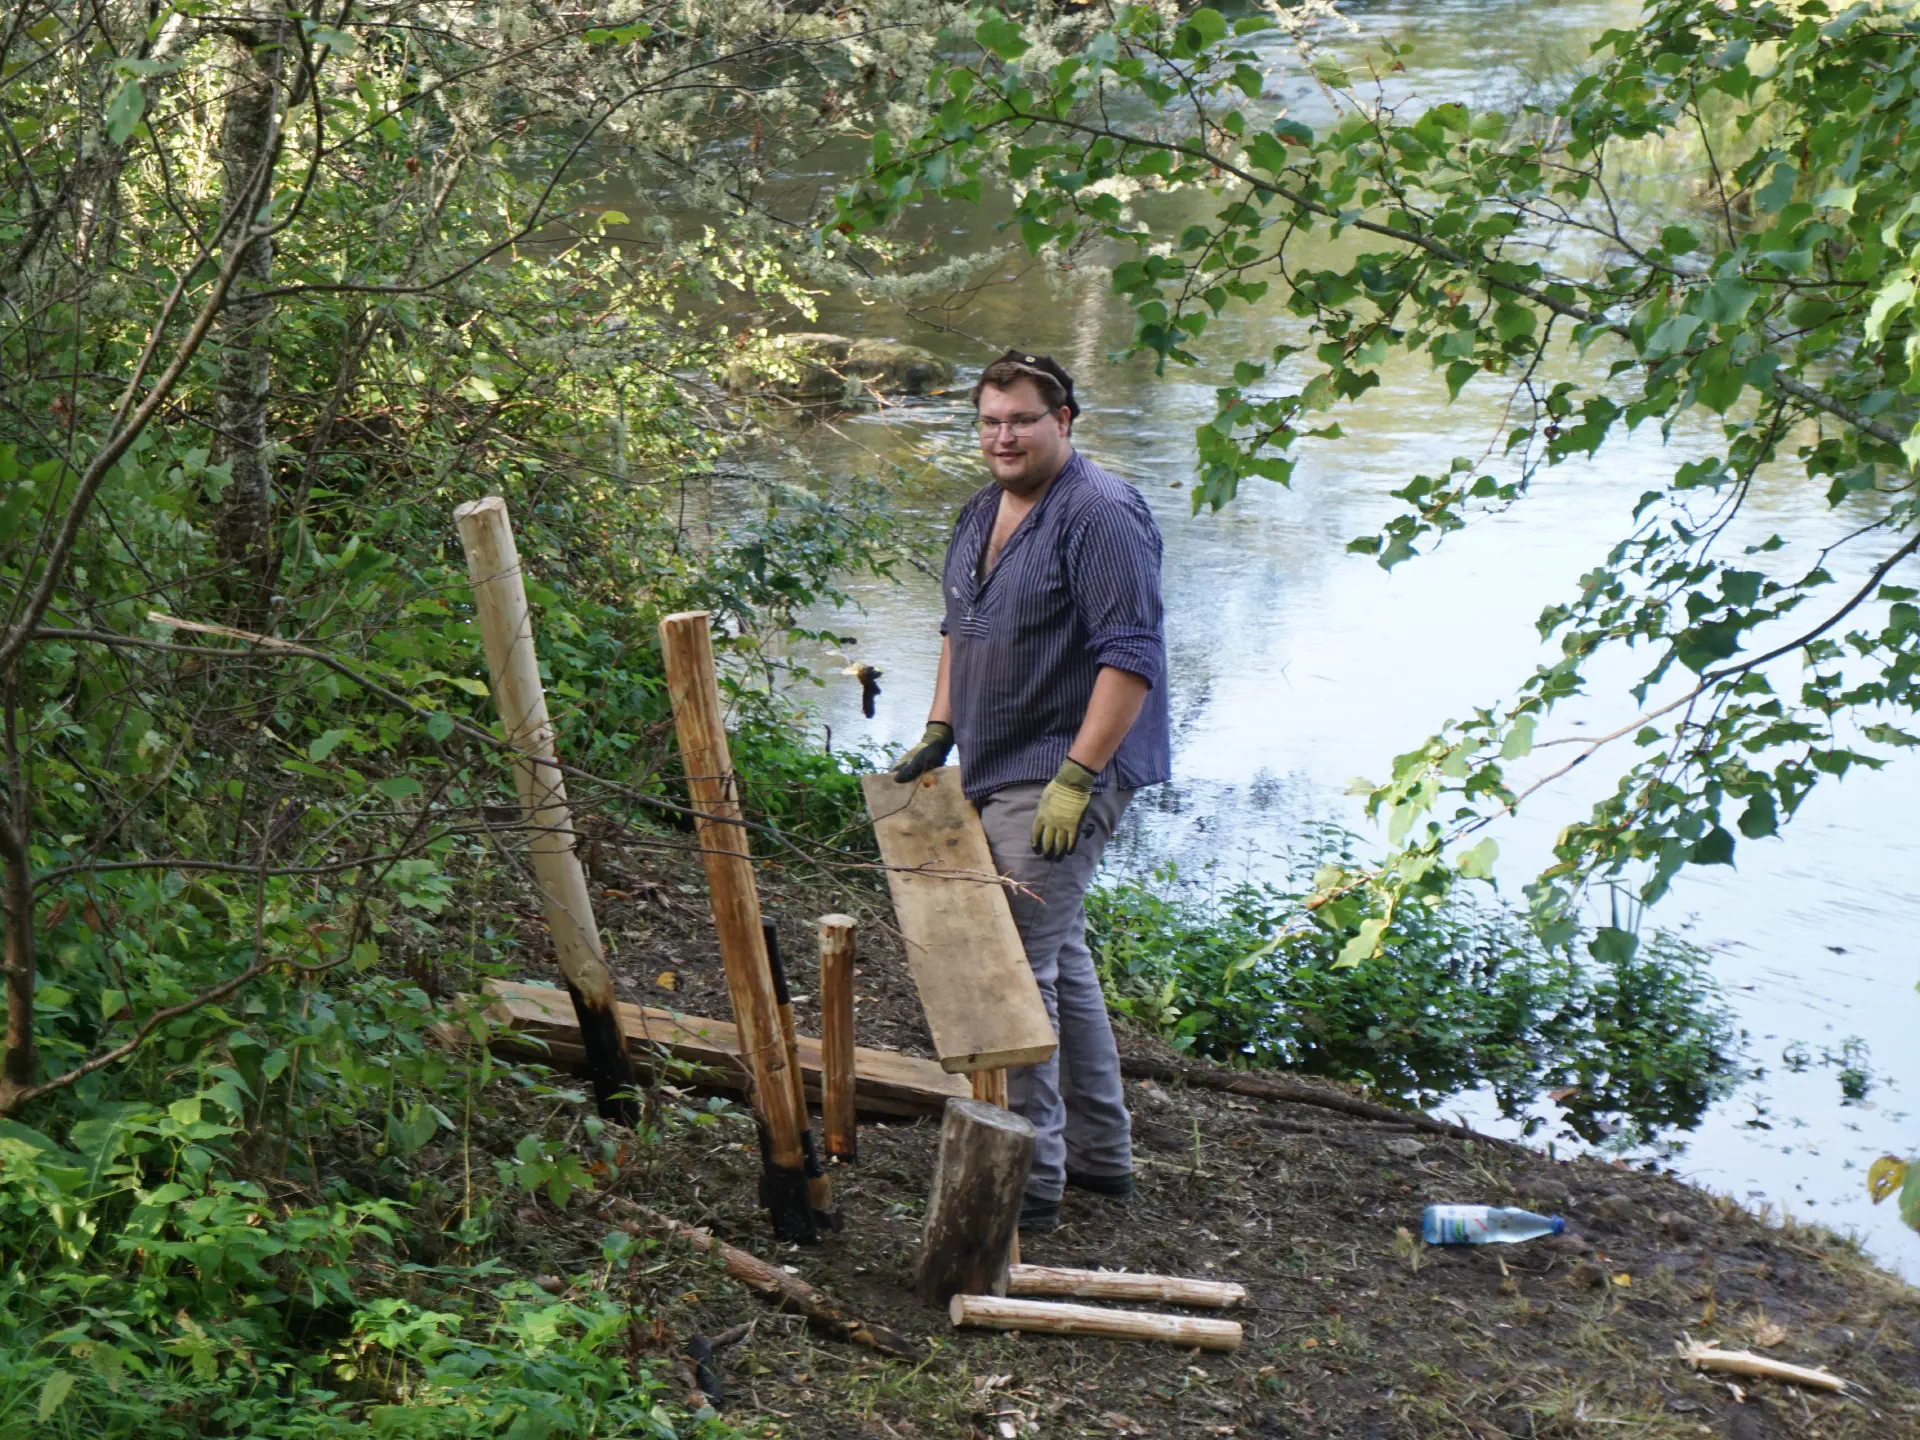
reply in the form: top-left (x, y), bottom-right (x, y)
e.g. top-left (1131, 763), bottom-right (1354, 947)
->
top-left (0, 669), bottom-right (34, 1102)
top-left (211, 26), bottom-right (284, 607)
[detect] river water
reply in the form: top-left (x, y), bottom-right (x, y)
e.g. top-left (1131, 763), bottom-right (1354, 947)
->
top-left (707, 0), bottom-right (1919, 1277)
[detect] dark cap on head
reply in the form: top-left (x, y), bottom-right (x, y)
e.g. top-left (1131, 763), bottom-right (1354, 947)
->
top-left (976, 349), bottom-right (1081, 419)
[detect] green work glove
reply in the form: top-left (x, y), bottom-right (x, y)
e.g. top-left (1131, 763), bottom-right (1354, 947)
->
top-left (1031, 758), bottom-right (1098, 859)
top-left (891, 721), bottom-right (955, 783)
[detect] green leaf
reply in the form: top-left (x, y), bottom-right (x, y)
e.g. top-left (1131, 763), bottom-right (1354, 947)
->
top-left (1500, 714), bottom-right (1536, 760)
top-left (308, 728), bottom-right (352, 763)
top-left (99, 988), bottom-right (127, 1020)
top-left (1865, 276), bottom-right (1914, 343)
top-left (1754, 162), bottom-right (1798, 214)
top-left (1659, 224), bottom-right (1700, 255)
top-left (104, 80), bottom-right (144, 144)
top-left (425, 712), bottom-right (454, 742)
top-left (373, 776), bottom-right (423, 799)
top-left (37, 1370), bottom-right (74, 1423)
top-left (1492, 303), bottom-right (1536, 341)
top-left (1902, 1161), bottom-right (1920, 1234)
top-left (974, 14), bottom-right (1028, 60)
top-left (1456, 838), bottom-right (1499, 879)
top-left (1335, 917), bottom-right (1388, 969)
top-left (388, 1102), bottom-right (439, 1156)
top-left (1690, 826), bottom-right (1735, 866)
top-left (1182, 8), bottom-right (1229, 47)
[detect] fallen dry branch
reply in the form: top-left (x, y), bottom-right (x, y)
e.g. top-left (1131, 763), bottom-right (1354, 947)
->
top-left (1676, 1339), bottom-right (1848, 1393)
top-left (1120, 1055), bottom-right (1522, 1149)
top-left (949, 1293), bottom-right (1244, 1352)
top-left (626, 1202), bottom-right (923, 1361)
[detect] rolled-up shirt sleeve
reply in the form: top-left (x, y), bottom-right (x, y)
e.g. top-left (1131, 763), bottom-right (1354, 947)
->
top-left (1064, 493), bottom-right (1166, 691)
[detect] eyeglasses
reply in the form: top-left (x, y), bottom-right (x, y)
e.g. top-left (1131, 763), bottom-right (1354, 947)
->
top-left (975, 412), bottom-right (1056, 437)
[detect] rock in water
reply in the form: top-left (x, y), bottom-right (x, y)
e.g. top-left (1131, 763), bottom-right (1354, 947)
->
top-left (842, 339), bottom-right (953, 394)
top-left (725, 333), bottom-right (952, 405)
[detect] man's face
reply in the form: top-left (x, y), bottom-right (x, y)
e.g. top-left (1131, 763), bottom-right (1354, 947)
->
top-left (976, 379), bottom-right (1071, 496)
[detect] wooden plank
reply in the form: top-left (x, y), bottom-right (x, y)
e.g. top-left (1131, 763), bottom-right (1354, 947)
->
top-left (484, 980), bottom-right (969, 1117)
top-left (860, 767), bottom-right (1056, 1074)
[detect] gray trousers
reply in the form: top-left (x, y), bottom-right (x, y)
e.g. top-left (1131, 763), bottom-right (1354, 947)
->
top-left (975, 783), bottom-right (1134, 1202)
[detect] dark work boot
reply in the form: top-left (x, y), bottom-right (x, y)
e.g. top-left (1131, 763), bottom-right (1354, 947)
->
top-left (1064, 1167), bottom-right (1134, 1200)
top-left (1018, 1195), bottom-right (1061, 1232)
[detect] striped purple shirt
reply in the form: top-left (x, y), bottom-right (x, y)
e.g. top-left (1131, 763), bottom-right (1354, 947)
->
top-left (940, 450), bottom-right (1171, 802)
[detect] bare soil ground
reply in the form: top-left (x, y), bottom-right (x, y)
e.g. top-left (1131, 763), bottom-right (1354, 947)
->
top-left (485, 849), bottom-right (1920, 1440)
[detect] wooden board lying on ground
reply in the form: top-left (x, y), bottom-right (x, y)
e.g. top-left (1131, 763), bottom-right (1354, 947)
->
top-left (860, 767), bottom-right (1056, 1075)
top-left (484, 980), bottom-right (969, 1117)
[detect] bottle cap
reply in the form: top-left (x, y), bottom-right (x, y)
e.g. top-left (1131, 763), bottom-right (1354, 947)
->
top-left (1550, 1216), bottom-right (1566, 1235)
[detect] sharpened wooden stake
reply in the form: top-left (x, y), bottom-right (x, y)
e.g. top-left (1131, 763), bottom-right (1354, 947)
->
top-left (658, 610), bottom-right (815, 1243)
top-left (454, 497), bottom-right (637, 1123)
top-left (764, 917), bottom-right (836, 1228)
top-left (916, 1097), bottom-right (1035, 1306)
top-left (967, 1067), bottom-right (1017, 1265)
top-left (949, 1294), bottom-right (1244, 1352)
top-left (969, 1067), bottom-right (1009, 1108)
top-left (1007, 1265), bottom-right (1246, 1308)
top-left (818, 915), bottom-right (858, 1165)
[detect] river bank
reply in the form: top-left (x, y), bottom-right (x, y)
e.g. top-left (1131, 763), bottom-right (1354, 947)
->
top-left (507, 825), bottom-right (1920, 1439)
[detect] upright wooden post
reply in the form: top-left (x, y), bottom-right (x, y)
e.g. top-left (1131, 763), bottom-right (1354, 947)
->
top-left (454, 497), bottom-right (637, 1124)
top-left (657, 610), bottom-right (815, 1243)
top-left (916, 1097), bottom-right (1035, 1307)
top-left (968, 1067), bottom-right (1017, 1265)
top-left (763, 917), bottom-right (836, 1229)
top-left (817, 915), bottom-right (857, 1165)
top-left (970, 1068), bottom-right (1008, 1108)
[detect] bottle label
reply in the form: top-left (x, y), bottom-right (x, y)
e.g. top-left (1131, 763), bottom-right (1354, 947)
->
top-left (1429, 1206), bottom-right (1489, 1243)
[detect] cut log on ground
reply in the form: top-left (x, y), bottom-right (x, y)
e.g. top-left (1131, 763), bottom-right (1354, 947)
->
top-left (916, 1097), bottom-right (1036, 1307)
top-left (453, 497), bottom-right (637, 1123)
top-left (949, 1294), bottom-right (1244, 1352)
top-left (482, 979), bottom-right (969, 1115)
top-left (1007, 1265), bottom-right (1246, 1309)
top-left (861, 767), bottom-right (1056, 1074)
top-left (629, 1203), bottom-right (922, 1361)
top-left (660, 611), bottom-right (815, 1242)
top-left (817, 915), bottom-right (858, 1164)
top-left (1676, 1340), bottom-right (1848, 1392)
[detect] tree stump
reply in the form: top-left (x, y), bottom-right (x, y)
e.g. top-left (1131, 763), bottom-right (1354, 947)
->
top-left (915, 1097), bottom-right (1035, 1307)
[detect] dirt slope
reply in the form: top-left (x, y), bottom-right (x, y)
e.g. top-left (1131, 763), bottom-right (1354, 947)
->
top-left (495, 852), bottom-right (1920, 1439)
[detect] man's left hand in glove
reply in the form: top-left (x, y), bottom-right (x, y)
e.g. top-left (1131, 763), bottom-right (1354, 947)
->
top-left (1031, 757), bottom-right (1099, 860)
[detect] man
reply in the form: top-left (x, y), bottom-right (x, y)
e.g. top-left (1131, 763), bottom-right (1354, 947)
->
top-left (892, 351), bottom-right (1170, 1231)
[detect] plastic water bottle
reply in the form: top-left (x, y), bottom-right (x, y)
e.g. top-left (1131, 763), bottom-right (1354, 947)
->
top-left (1422, 1204), bottom-right (1565, 1245)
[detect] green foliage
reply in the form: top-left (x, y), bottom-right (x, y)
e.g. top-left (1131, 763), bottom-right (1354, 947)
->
top-left (1088, 847), bottom-right (1738, 1144)
top-left (0, 1), bottom-right (945, 1431)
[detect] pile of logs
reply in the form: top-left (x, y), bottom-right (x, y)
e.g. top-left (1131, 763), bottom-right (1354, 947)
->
top-left (917, 1097), bottom-right (1246, 1352)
